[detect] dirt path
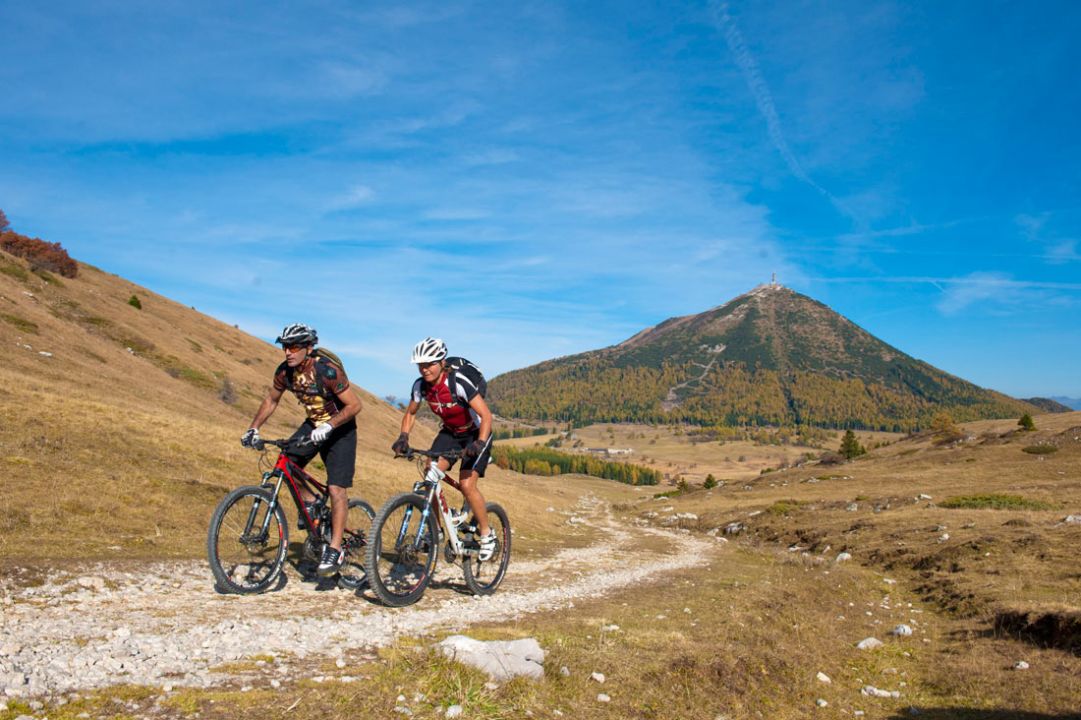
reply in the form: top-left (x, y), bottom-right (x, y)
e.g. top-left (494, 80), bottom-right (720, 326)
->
top-left (0, 495), bottom-right (719, 698)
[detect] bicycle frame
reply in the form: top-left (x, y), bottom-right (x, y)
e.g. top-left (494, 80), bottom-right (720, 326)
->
top-left (261, 450), bottom-right (330, 532)
top-left (407, 459), bottom-right (478, 560)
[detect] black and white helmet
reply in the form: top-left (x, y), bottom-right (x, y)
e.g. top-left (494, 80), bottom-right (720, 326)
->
top-left (275, 323), bottom-right (318, 346)
top-left (411, 337), bottom-right (447, 363)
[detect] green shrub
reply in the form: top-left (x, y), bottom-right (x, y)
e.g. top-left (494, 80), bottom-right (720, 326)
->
top-left (0, 312), bottom-right (37, 334)
top-left (766, 499), bottom-right (803, 516)
top-left (1022, 444), bottom-right (1058, 455)
top-left (128, 295), bottom-right (142, 309)
top-left (1018, 413), bottom-right (1035, 431)
top-left (940, 494), bottom-right (1053, 510)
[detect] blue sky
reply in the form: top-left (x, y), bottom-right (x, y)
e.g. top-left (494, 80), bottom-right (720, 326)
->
top-left (2, 1), bottom-right (1079, 400)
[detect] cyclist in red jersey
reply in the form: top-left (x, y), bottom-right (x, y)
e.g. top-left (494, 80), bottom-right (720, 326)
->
top-left (391, 338), bottom-right (497, 560)
top-left (241, 323), bottom-right (362, 576)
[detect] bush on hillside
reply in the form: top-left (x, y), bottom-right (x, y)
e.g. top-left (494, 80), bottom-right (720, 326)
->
top-left (839, 429), bottom-right (866, 459)
top-left (128, 294), bottom-right (142, 309)
top-left (0, 209), bottom-right (9, 233)
top-left (0, 231), bottom-right (78, 278)
top-left (1018, 413), bottom-right (1035, 431)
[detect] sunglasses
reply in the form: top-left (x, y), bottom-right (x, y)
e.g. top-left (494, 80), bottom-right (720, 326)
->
top-left (283, 344), bottom-right (309, 353)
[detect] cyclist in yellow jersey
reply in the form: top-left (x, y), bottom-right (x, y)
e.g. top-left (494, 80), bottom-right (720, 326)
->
top-left (241, 323), bottom-right (362, 575)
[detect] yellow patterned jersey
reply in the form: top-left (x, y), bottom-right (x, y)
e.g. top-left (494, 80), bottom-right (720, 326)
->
top-left (273, 355), bottom-right (350, 424)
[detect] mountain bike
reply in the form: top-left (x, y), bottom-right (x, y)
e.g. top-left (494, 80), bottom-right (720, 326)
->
top-left (365, 448), bottom-right (511, 607)
top-left (207, 437), bottom-right (375, 594)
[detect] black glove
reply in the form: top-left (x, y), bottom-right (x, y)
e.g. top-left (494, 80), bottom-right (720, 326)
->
top-left (391, 432), bottom-right (410, 456)
top-left (241, 428), bottom-right (259, 448)
top-left (464, 438), bottom-right (487, 460)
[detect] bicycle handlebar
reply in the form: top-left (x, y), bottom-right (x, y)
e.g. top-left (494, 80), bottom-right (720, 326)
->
top-left (252, 437), bottom-right (314, 451)
top-left (397, 447), bottom-right (464, 460)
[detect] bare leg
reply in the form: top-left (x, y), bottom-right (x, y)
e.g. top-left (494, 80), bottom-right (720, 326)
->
top-left (328, 485), bottom-right (347, 550)
top-left (457, 470), bottom-right (489, 536)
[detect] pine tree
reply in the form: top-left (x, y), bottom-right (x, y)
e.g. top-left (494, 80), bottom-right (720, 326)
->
top-left (1018, 413), bottom-right (1035, 432)
top-left (839, 429), bottom-right (865, 460)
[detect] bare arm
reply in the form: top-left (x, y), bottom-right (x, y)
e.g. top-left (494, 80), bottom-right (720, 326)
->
top-left (399, 398), bottom-right (421, 435)
top-left (468, 393), bottom-right (493, 442)
top-left (329, 386), bottom-right (362, 427)
top-left (249, 386), bottom-right (285, 430)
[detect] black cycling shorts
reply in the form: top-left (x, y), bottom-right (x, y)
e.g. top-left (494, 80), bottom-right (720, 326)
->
top-left (431, 427), bottom-right (492, 477)
top-left (285, 419), bottom-right (357, 488)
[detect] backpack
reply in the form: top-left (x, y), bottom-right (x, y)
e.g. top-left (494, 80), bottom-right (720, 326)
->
top-left (426, 356), bottom-right (487, 407)
top-left (285, 347), bottom-right (347, 398)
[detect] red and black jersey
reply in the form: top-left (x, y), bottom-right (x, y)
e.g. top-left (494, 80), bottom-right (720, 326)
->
top-left (273, 355), bottom-right (350, 424)
top-left (411, 371), bottom-right (480, 434)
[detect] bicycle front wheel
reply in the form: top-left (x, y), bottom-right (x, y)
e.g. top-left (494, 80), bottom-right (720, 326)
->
top-left (338, 498), bottom-right (376, 590)
top-left (365, 493), bottom-right (439, 607)
top-left (462, 502), bottom-right (511, 596)
top-left (207, 486), bottom-right (288, 594)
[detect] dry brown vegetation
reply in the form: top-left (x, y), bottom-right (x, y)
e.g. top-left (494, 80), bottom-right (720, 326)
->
top-left (2, 249), bottom-right (1079, 718)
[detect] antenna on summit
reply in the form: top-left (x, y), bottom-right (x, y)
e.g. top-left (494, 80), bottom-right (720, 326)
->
top-left (770, 272), bottom-right (777, 288)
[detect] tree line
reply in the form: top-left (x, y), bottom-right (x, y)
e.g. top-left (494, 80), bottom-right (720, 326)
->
top-left (490, 445), bottom-right (661, 486)
top-left (0, 208), bottom-right (79, 278)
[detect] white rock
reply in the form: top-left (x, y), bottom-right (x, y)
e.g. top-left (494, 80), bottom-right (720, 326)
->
top-left (436, 636), bottom-right (545, 681)
top-left (816, 698), bottom-right (828, 707)
top-left (560, 666), bottom-right (570, 677)
top-left (862, 685), bottom-right (901, 699)
top-left (857, 637), bottom-right (883, 651)
top-left (918, 494), bottom-right (932, 500)
top-left (601, 624), bottom-right (620, 632)
top-left (591, 672), bottom-right (605, 683)
top-left (938, 533), bottom-right (950, 543)
top-left (446, 706), bottom-right (463, 719)
top-left (394, 707), bottom-right (413, 716)
top-left (597, 693), bottom-right (611, 703)
top-left (1014, 661), bottom-right (1030, 670)
top-left (816, 672), bottom-right (831, 684)
top-left (836, 552), bottom-right (853, 563)
top-left (890, 624), bottom-right (913, 637)
top-left (1063, 515), bottom-right (1081, 525)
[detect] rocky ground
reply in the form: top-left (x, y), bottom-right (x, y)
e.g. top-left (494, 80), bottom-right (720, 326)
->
top-left (0, 495), bottom-right (718, 701)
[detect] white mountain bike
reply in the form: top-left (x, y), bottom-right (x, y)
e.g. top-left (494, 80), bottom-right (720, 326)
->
top-left (365, 447), bottom-right (511, 607)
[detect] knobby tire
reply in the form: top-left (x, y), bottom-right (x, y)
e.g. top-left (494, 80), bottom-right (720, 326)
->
top-left (207, 485), bottom-right (288, 594)
top-left (461, 502), bottom-right (511, 596)
top-left (365, 493), bottom-right (439, 607)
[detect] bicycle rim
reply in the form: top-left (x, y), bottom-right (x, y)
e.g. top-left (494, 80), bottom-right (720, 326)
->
top-left (462, 502), bottom-right (511, 596)
top-left (208, 487), bottom-right (287, 594)
top-left (365, 493), bottom-right (438, 607)
top-left (339, 499), bottom-right (376, 590)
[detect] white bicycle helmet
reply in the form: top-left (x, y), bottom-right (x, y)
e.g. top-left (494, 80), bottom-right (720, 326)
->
top-left (275, 323), bottom-right (318, 346)
top-left (411, 337), bottom-right (447, 363)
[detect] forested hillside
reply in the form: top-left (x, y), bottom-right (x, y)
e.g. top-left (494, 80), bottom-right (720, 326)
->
top-left (489, 285), bottom-right (1036, 431)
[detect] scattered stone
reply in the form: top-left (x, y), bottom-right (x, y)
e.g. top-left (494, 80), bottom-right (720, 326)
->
top-left (436, 636), bottom-right (544, 681)
top-left (816, 672), bottom-right (831, 684)
top-left (446, 706), bottom-right (463, 719)
top-left (76, 576), bottom-right (106, 591)
top-left (560, 666), bottom-right (570, 677)
top-left (918, 494), bottom-right (932, 500)
top-left (846, 503), bottom-right (859, 512)
top-left (271, 679), bottom-right (281, 688)
top-left (723, 522), bottom-right (745, 535)
top-left (601, 624), bottom-right (620, 632)
top-left (816, 698), bottom-right (828, 708)
top-left (1063, 515), bottom-right (1081, 525)
top-left (890, 624), bottom-right (913, 637)
top-left (1014, 661), bottom-right (1030, 670)
top-left (862, 685), bottom-right (901, 699)
top-left (836, 552), bottom-right (852, 563)
top-left (591, 672), bottom-right (605, 683)
top-left (938, 533), bottom-right (950, 543)
top-left (597, 693), bottom-right (611, 703)
top-left (394, 706), bottom-right (413, 716)
top-left (857, 637), bottom-right (883, 651)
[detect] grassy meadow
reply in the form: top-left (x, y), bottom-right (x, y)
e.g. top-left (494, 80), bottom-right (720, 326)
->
top-left (2, 248), bottom-right (1080, 718)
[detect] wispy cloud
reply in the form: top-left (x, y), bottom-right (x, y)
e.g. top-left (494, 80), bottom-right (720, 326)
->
top-left (327, 184), bottom-right (376, 211)
top-left (709, 0), bottom-right (855, 222)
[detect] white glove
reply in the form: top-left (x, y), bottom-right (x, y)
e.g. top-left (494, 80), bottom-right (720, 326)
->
top-left (310, 422), bottom-right (334, 444)
top-left (241, 427), bottom-right (260, 448)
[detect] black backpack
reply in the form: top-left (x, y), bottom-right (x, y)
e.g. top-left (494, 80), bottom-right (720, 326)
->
top-left (430, 356), bottom-right (487, 407)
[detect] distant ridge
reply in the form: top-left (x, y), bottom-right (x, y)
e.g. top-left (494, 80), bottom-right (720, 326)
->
top-left (489, 284), bottom-right (1037, 431)
top-left (1048, 396), bottom-right (1081, 411)
top-left (1023, 397), bottom-right (1074, 413)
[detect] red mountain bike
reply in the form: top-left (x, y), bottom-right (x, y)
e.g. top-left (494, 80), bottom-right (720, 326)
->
top-left (207, 437), bottom-right (374, 594)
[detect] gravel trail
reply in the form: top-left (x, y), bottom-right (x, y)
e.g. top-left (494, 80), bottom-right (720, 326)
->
top-left (0, 495), bottom-right (716, 698)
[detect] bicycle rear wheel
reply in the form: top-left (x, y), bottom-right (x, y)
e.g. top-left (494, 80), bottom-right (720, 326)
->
top-left (462, 502), bottom-right (511, 596)
top-left (207, 486), bottom-right (288, 594)
top-left (338, 498), bottom-right (376, 590)
top-left (365, 493), bottom-right (439, 607)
